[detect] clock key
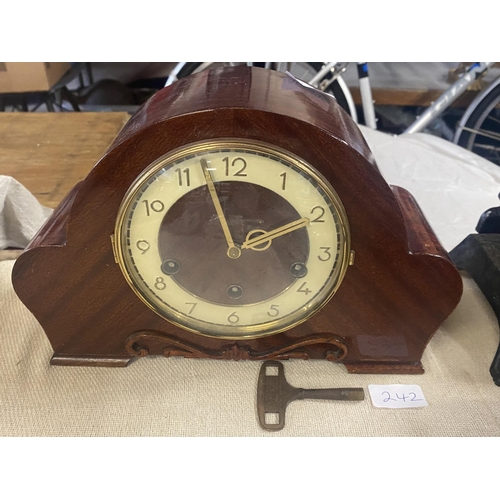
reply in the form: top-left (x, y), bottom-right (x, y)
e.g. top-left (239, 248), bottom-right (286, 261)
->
top-left (257, 360), bottom-right (364, 431)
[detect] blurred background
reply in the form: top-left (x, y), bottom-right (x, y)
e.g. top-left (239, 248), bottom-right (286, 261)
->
top-left (1, 62), bottom-right (500, 164)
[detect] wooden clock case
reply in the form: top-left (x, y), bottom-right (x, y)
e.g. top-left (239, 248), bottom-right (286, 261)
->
top-left (12, 66), bottom-right (463, 374)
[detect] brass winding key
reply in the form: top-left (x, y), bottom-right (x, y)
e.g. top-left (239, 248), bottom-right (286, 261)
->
top-left (257, 360), bottom-right (365, 431)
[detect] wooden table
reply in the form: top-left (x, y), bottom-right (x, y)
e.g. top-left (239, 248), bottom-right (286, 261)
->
top-left (0, 112), bottom-right (129, 208)
top-left (349, 87), bottom-right (480, 108)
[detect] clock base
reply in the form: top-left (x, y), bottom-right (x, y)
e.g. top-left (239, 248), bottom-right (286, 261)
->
top-left (48, 351), bottom-right (425, 375)
top-left (49, 353), bottom-right (425, 375)
top-left (344, 362), bottom-right (424, 375)
top-left (50, 354), bottom-right (132, 367)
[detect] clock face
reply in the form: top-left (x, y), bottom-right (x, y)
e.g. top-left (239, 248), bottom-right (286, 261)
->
top-left (114, 140), bottom-right (350, 339)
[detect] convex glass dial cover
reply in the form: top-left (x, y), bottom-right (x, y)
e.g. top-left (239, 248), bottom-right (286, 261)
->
top-left (114, 140), bottom-right (351, 338)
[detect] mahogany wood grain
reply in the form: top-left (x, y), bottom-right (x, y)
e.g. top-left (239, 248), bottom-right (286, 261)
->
top-left (11, 67), bottom-right (463, 374)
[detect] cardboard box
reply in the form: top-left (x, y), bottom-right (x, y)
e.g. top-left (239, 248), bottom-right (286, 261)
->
top-left (0, 62), bottom-right (71, 93)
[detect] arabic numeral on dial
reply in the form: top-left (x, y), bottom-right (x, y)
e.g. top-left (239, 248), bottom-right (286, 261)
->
top-left (279, 172), bottom-right (286, 190)
top-left (318, 246), bottom-right (331, 261)
top-left (310, 206), bottom-right (325, 222)
top-left (223, 157), bottom-right (247, 177)
top-left (154, 277), bottom-right (166, 290)
top-left (186, 302), bottom-right (197, 314)
top-left (175, 167), bottom-right (190, 187)
top-left (297, 282), bottom-right (312, 295)
top-left (136, 240), bottom-right (150, 254)
top-left (142, 199), bottom-right (165, 216)
top-left (228, 312), bottom-right (240, 324)
top-left (267, 304), bottom-right (280, 317)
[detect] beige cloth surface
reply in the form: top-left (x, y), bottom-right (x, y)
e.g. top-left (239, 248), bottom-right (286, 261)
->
top-left (1, 259), bottom-right (499, 437)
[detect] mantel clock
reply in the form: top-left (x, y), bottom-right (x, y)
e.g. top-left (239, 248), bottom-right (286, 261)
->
top-left (12, 67), bottom-right (463, 373)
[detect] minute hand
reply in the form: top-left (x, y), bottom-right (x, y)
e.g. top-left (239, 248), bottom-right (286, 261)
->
top-left (201, 158), bottom-right (241, 259)
top-left (242, 217), bottom-right (310, 250)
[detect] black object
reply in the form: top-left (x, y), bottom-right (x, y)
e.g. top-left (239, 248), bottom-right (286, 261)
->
top-left (450, 206), bottom-right (500, 386)
top-left (476, 207), bottom-right (500, 234)
top-left (0, 62), bottom-right (91, 112)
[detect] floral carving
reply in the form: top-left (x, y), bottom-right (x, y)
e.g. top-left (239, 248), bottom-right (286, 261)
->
top-left (125, 331), bottom-right (348, 362)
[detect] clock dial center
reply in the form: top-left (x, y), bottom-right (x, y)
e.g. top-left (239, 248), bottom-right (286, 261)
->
top-left (158, 181), bottom-right (309, 306)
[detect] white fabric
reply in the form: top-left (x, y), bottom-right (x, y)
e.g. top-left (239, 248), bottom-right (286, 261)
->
top-left (359, 126), bottom-right (500, 251)
top-left (0, 175), bottom-right (53, 250)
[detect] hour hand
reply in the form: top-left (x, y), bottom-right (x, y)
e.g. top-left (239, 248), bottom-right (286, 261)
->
top-left (242, 217), bottom-right (310, 251)
top-left (200, 158), bottom-right (241, 259)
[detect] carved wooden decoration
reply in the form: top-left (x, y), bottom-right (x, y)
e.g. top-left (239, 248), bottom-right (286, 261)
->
top-left (12, 66), bottom-right (463, 373)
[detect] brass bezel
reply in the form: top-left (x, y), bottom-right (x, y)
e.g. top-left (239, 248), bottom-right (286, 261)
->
top-left (113, 139), bottom-right (352, 340)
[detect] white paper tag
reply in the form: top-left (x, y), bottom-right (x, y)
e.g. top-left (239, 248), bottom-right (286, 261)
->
top-left (368, 384), bottom-right (428, 408)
